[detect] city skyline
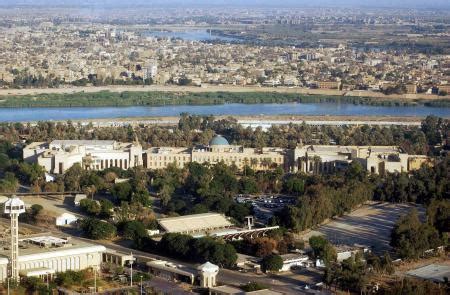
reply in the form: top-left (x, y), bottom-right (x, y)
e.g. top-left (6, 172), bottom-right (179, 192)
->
top-left (2, 0), bottom-right (450, 9)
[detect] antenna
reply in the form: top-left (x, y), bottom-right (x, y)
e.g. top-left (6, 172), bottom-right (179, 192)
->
top-left (4, 196), bottom-right (25, 281)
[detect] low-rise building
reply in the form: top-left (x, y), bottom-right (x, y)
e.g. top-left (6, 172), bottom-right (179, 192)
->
top-left (0, 236), bottom-right (105, 282)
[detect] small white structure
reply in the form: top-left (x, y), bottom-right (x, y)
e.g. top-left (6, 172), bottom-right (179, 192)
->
top-left (73, 194), bottom-right (87, 206)
top-left (56, 213), bottom-right (79, 226)
top-left (280, 254), bottom-right (310, 271)
top-left (197, 261), bottom-right (219, 288)
top-left (44, 173), bottom-right (55, 182)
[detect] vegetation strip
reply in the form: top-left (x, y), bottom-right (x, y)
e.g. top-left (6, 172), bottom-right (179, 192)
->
top-left (0, 91), bottom-right (449, 108)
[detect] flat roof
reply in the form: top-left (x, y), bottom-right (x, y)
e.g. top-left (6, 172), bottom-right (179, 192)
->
top-left (158, 213), bottom-right (232, 233)
top-left (51, 140), bottom-right (116, 146)
top-left (406, 264), bottom-right (450, 283)
top-left (146, 260), bottom-right (196, 278)
top-left (0, 235), bottom-right (105, 263)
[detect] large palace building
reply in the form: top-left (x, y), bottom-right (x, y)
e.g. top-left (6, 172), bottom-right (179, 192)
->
top-left (23, 136), bottom-right (430, 175)
top-left (23, 140), bottom-right (143, 174)
top-left (144, 135), bottom-right (287, 171)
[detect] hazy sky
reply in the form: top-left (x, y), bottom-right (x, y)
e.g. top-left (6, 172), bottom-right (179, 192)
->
top-left (1, 0), bottom-right (450, 9)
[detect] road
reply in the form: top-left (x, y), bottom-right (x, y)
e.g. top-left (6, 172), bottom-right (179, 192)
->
top-left (0, 218), bottom-right (309, 294)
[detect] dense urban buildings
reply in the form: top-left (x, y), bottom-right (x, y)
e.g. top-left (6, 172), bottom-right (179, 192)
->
top-left (0, 8), bottom-right (449, 96)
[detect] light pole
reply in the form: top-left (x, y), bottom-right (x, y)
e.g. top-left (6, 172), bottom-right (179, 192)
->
top-left (94, 266), bottom-right (97, 294)
top-left (129, 253), bottom-right (134, 287)
top-left (140, 275), bottom-right (143, 295)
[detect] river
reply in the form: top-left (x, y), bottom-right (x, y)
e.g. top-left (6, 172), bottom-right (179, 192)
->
top-left (0, 103), bottom-right (448, 122)
top-left (145, 30), bottom-right (239, 42)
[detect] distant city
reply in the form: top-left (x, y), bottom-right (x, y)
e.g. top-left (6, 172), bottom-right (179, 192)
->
top-left (0, 2), bottom-right (448, 295)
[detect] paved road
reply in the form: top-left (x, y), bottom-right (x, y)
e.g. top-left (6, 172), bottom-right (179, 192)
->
top-left (0, 218), bottom-right (309, 294)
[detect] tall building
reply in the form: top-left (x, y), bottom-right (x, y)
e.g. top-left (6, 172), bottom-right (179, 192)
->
top-left (23, 140), bottom-right (143, 174)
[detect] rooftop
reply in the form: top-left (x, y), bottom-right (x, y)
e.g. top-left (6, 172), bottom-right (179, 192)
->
top-left (0, 235), bottom-right (105, 263)
top-left (406, 264), bottom-right (450, 283)
top-left (210, 135), bottom-right (230, 146)
top-left (158, 212), bottom-right (232, 234)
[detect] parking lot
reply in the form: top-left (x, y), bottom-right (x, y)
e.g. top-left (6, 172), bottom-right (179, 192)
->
top-left (235, 194), bottom-right (296, 224)
top-left (301, 202), bottom-right (424, 254)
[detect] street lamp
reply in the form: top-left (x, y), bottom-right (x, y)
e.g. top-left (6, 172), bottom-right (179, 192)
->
top-left (129, 252), bottom-right (134, 287)
top-left (140, 275), bottom-right (143, 295)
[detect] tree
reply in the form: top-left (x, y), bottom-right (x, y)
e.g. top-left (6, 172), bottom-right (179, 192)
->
top-left (427, 199), bottom-right (450, 235)
top-left (309, 236), bottom-right (337, 266)
top-left (261, 254), bottom-right (283, 272)
top-left (30, 204), bottom-right (43, 216)
top-left (64, 163), bottom-right (84, 191)
top-left (122, 220), bottom-right (149, 246)
top-left (239, 177), bottom-right (258, 194)
top-left (241, 282), bottom-right (268, 292)
top-left (79, 199), bottom-right (101, 216)
top-left (99, 199), bottom-right (114, 218)
top-left (0, 172), bottom-right (19, 193)
top-left (391, 209), bottom-right (442, 259)
top-left (110, 181), bottom-right (133, 203)
top-left (80, 218), bottom-right (116, 240)
top-left (131, 189), bottom-right (152, 207)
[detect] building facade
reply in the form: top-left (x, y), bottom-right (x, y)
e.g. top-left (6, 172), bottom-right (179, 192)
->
top-left (144, 136), bottom-right (287, 171)
top-left (23, 140), bottom-right (143, 174)
top-left (23, 138), bottom-right (429, 176)
top-left (0, 236), bottom-right (105, 282)
top-left (291, 145), bottom-right (424, 175)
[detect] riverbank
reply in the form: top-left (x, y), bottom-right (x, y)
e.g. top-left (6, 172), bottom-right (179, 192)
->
top-left (0, 88), bottom-right (448, 108)
top-left (70, 114), bottom-right (424, 128)
top-left (0, 85), bottom-right (447, 101)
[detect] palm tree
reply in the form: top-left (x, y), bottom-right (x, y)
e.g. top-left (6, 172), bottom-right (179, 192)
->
top-left (250, 158), bottom-right (259, 169)
top-left (312, 155), bottom-right (322, 174)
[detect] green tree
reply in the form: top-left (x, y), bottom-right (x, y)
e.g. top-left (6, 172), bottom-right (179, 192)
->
top-left (391, 209), bottom-right (442, 259)
top-left (79, 198), bottom-right (101, 216)
top-left (261, 254), bottom-right (283, 272)
top-left (81, 218), bottom-right (116, 240)
top-left (110, 181), bottom-right (133, 203)
top-left (64, 163), bottom-right (84, 191)
top-left (309, 236), bottom-right (337, 266)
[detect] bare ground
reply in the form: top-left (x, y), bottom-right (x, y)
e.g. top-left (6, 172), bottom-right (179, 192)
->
top-left (300, 202), bottom-right (424, 254)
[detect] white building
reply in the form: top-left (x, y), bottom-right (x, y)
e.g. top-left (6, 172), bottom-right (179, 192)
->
top-left (23, 140), bottom-right (143, 174)
top-left (56, 213), bottom-right (79, 226)
top-left (291, 145), bottom-right (419, 175)
top-left (0, 236), bottom-right (105, 282)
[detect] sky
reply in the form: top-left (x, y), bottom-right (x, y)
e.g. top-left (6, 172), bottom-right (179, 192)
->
top-left (1, 0), bottom-right (449, 9)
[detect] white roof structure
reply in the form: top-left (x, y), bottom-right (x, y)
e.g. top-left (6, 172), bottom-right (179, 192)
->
top-left (158, 213), bottom-right (232, 234)
top-left (4, 197), bottom-right (26, 214)
top-left (21, 236), bottom-right (69, 247)
top-left (198, 261), bottom-right (219, 273)
top-left (51, 140), bottom-right (116, 146)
